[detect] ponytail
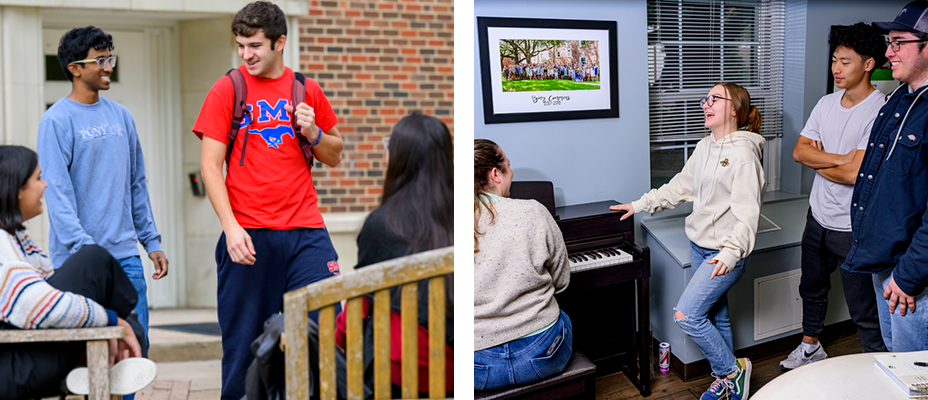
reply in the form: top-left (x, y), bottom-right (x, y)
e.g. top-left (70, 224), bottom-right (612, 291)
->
top-left (746, 105), bottom-right (762, 135)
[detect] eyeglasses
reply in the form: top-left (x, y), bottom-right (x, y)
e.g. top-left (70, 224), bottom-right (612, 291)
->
top-left (700, 94), bottom-right (731, 107)
top-left (69, 55), bottom-right (117, 69)
top-left (382, 136), bottom-right (390, 150)
top-left (886, 39), bottom-right (928, 52)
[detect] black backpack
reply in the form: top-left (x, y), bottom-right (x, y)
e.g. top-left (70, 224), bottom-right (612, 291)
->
top-left (225, 68), bottom-right (315, 171)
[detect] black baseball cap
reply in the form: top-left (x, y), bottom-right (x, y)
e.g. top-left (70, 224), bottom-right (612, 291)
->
top-left (873, 1), bottom-right (928, 34)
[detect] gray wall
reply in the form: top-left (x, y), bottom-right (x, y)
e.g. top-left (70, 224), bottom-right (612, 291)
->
top-left (781, 0), bottom-right (909, 194)
top-left (474, 0), bottom-right (651, 207)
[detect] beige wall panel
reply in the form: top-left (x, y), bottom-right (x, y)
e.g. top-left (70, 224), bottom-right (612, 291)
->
top-left (184, 235), bottom-right (219, 307)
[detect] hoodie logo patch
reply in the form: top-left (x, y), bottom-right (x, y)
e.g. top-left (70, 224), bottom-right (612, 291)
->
top-left (720, 158), bottom-right (729, 167)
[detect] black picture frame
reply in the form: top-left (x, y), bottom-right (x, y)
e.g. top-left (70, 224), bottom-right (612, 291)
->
top-left (477, 16), bottom-right (619, 124)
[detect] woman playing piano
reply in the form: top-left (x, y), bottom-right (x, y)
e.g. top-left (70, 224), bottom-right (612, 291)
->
top-left (473, 139), bottom-right (573, 391)
top-left (611, 82), bottom-right (765, 400)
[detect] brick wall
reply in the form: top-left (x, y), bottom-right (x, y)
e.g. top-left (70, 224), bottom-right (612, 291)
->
top-left (298, 0), bottom-right (454, 213)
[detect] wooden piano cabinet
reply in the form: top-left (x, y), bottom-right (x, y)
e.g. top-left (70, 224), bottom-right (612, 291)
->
top-left (554, 202), bottom-right (652, 397)
top-left (509, 183), bottom-right (652, 397)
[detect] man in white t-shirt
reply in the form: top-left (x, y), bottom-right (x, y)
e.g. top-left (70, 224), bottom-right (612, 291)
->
top-left (783, 22), bottom-right (888, 371)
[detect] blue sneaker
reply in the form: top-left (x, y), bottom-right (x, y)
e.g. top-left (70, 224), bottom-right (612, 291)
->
top-left (699, 373), bottom-right (730, 400)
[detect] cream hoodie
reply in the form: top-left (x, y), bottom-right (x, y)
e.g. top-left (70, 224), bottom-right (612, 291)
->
top-left (631, 131), bottom-right (766, 271)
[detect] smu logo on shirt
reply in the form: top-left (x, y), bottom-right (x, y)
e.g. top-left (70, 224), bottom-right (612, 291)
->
top-left (327, 260), bottom-right (340, 276)
top-left (241, 99), bottom-right (295, 149)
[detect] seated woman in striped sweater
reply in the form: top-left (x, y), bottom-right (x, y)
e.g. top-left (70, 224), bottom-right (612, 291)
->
top-left (0, 145), bottom-right (155, 398)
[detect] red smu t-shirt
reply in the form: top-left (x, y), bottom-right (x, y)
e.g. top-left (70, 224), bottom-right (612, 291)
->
top-left (192, 65), bottom-right (337, 229)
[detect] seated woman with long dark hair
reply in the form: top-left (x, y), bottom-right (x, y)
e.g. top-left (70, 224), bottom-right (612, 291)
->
top-left (0, 145), bottom-right (155, 398)
top-left (333, 112), bottom-right (454, 397)
top-left (473, 139), bottom-right (573, 391)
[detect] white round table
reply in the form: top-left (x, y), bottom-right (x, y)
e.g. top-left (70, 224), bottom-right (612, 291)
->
top-left (752, 352), bottom-right (910, 400)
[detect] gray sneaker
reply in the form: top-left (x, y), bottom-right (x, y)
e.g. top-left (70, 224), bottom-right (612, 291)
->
top-left (779, 342), bottom-right (827, 371)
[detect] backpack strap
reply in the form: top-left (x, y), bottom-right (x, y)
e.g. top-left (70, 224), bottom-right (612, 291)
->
top-left (292, 71), bottom-right (315, 171)
top-left (226, 68), bottom-right (250, 166)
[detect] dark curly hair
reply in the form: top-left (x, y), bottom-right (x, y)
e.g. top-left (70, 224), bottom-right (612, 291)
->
top-left (57, 26), bottom-right (113, 82)
top-left (232, 1), bottom-right (288, 50)
top-left (829, 22), bottom-right (889, 70)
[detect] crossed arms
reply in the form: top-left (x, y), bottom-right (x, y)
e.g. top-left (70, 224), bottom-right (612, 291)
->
top-left (792, 135), bottom-right (865, 185)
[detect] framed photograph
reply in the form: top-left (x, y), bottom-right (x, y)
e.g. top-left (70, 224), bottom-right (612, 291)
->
top-left (477, 17), bottom-right (619, 124)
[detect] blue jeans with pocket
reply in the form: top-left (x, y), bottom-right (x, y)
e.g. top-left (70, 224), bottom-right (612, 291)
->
top-left (474, 309), bottom-right (573, 391)
top-left (674, 242), bottom-right (748, 376)
top-left (873, 270), bottom-right (928, 352)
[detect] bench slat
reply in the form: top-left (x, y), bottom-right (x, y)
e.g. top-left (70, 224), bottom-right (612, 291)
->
top-left (87, 340), bottom-right (109, 400)
top-left (284, 299), bottom-right (310, 400)
top-left (428, 277), bottom-right (446, 398)
top-left (0, 326), bottom-right (124, 343)
top-left (401, 282), bottom-right (418, 399)
top-left (319, 306), bottom-right (336, 400)
top-left (346, 297), bottom-right (364, 400)
top-left (373, 289), bottom-right (391, 400)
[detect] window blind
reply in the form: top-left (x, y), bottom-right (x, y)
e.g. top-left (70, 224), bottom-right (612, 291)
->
top-left (648, 0), bottom-right (785, 142)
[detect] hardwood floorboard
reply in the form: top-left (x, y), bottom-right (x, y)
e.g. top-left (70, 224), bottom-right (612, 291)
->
top-left (595, 331), bottom-right (864, 399)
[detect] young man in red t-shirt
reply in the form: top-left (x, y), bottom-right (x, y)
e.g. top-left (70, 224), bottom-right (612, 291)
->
top-left (191, 2), bottom-right (343, 399)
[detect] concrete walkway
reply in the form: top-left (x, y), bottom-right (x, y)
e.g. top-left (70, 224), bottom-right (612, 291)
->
top-left (148, 308), bottom-right (222, 400)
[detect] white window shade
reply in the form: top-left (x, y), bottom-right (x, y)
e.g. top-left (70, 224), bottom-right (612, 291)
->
top-left (648, 0), bottom-right (785, 142)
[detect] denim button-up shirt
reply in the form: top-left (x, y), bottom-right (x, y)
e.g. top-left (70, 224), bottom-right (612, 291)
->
top-left (842, 84), bottom-right (928, 296)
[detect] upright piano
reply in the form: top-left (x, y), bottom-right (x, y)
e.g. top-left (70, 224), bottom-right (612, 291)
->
top-left (510, 181), bottom-right (652, 397)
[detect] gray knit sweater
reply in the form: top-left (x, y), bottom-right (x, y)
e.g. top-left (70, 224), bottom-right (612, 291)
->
top-left (474, 197), bottom-right (570, 350)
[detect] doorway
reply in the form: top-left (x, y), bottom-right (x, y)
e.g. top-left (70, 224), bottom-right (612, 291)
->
top-left (42, 26), bottom-right (182, 308)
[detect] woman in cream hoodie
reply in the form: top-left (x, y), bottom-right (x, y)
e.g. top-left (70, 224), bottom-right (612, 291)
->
top-left (611, 82), bottom-right (765, 400)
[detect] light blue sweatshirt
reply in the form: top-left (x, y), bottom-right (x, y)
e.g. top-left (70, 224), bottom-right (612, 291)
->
top-left (37, 96), bottom-right (162, 269)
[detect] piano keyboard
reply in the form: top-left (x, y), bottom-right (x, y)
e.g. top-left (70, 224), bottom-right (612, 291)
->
top-left (568, 247), bottom-right (634, 272)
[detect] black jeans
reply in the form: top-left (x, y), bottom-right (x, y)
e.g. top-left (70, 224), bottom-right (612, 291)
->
top-left (0, 245), bottom-right (142, 399)
top-left (799, 210), bottom-right (886, 352)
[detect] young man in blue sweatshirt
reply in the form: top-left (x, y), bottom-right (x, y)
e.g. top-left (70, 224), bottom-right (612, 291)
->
top-left (36, 26), bottom-right (168, 362)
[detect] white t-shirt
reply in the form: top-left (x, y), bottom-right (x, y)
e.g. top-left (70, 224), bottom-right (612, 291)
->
top-left (801, 89), bottom-right (885, 232)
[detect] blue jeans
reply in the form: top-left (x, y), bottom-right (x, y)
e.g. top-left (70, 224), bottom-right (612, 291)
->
top-left (873, 270), bottom-right (928, 352)
top-left (674, 242), bottom-right (748, 376)
top-left (474, 310), bottom-right (573, 391)
top-left (117, 256), bottom-right (148, 400)
top-left (118, 257), bottom-right (149, 350)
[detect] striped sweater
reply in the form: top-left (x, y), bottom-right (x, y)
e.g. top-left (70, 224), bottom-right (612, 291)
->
top-left (0, 229), bottom-right (110, 329)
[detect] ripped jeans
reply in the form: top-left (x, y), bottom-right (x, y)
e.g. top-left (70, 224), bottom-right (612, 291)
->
top-left (674, 242), bottom-right (748, 376)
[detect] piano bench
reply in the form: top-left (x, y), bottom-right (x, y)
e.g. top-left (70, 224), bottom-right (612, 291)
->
top-left (475, 351), bottom-right (597, 400)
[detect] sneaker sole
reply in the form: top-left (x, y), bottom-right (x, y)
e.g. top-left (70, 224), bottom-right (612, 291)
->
top-left (779, 354), bottom-right (827, 372)
top-left (741, 359), bottom-right (752, 400)
top-left (66, 357), bottom-right (157, 395)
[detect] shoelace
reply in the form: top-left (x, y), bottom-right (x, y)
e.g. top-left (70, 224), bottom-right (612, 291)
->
top-left (707, 373), bottom-right (732, 396)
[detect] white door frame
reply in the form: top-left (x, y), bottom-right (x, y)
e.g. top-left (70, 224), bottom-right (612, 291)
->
top-left (42, 14), bottom-right (185, 309)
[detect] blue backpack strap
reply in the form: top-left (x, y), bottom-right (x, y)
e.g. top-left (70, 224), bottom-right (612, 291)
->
top-left (226, 68), bottom-right (250, 166)
top-left (292, 71), bottom-right (314, 171)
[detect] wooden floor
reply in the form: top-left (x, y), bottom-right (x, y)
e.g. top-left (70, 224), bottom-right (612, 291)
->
top-left (595, 332), bottom-right (864, 399)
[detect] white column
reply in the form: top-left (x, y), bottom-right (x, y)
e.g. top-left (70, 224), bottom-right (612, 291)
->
top-left (1, 6), bottom-right (42, 147)
top-left (1, 6), bottom-right (47, 248)
top-left (285, 15), bottom-right (300, 71)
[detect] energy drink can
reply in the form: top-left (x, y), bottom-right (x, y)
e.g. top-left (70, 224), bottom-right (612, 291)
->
top-left (659, 342), bottom-right (670, 374)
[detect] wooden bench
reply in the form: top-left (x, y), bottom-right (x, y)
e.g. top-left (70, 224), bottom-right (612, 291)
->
top-left (0, 326), bottom-right (125, 400)
top-left (284, 246), bottom-right (454, 400)
top-left (474, 352), bottom-right (597, 400)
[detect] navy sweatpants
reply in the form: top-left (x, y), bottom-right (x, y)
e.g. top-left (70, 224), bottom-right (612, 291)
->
top-left (216, 228), bottom-right (340, 400)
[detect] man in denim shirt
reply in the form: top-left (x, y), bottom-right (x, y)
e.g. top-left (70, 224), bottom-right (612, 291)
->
top-left (843, 1), bottom-right (928, 352)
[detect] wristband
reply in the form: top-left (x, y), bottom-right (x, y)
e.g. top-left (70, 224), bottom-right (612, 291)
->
top-left (309, 127), bottom-right (323, 147)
